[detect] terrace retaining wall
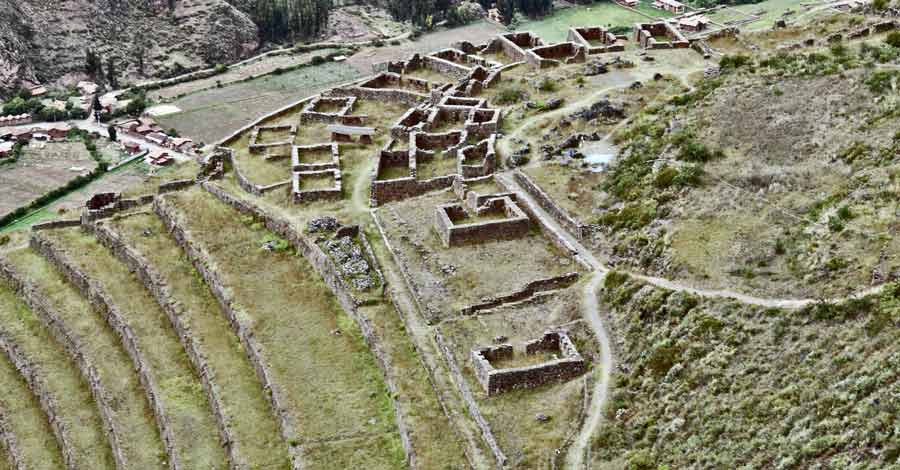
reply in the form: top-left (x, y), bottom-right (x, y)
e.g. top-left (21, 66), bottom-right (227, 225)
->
top-left (152, 197), bottom-right (304, 470)
top-left (0, 260), bottom-right (129, 470)
top-left (512, 171), bottom-right (590, 240)
top-left (0, 334), bottom-right (78, 470)
top-left (29, 232), bottom-right (184, 470)
top-left (173, 186), bottom-right (418, 468)
top-left (85, 218), bottom-right (249, 470)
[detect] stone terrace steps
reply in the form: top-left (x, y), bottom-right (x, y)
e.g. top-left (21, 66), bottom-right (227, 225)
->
top-left (101, 212), bottom-right (291, 470)
top-left (37, 227), bottom-right (226, 470)
top-left (2, 249), bottom-right (167, 470)
top-left (0, 285), bottom-right (115, 469)
top-left (158, 188), bottom-right (404, 469)
top-left (0, 350), bottom-right (64, 470)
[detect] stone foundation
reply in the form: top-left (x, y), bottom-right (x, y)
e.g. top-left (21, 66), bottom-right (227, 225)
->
top-left (291, 143), bottom-right (340, 172)
top-left (458, 272), bottom-right (580, 316)
top-left (567, 26), bottom-right (626, 54)
top-left (291, 169), bottom-right (342, 204)
top-left (434, 196), bottom-right (530, 248)
top-left (526, 42), bottom-right (587, 68)
top-left (471, 330), bottom-right (586, 396)
top-left (248, 125), bottom-right (297, 154)
top-left (634, 22), bottom-right (690, 49)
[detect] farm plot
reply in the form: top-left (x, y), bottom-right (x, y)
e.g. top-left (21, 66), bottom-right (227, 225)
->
top-left (0, 141), bottom-right (97, 221)
top-left (3, 247), bottom-right (168, 469)
top-left (155, 62), bottom-right (364, 144)
top-left (162, 187), bottom-right (404, 469)
top-left (42, 227), bottom-right (226, 469)
top-left (105, 212), bottom-right (290, 469)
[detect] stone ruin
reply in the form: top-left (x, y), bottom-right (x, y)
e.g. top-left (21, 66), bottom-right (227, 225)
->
top-left (292, 168), bottom-right (342, 204)
top-left (291, 143), bottom-right (340, 172)
top-left (248, 124), bottom-right (297, 155)
top-left (495, 32), bottom-right (545, 62)
top-left (567, 26), bottom-right (627, 54)
top-left (526, 42), bottom-right (587, 68)
top-left (633, 22), bottom-right (690, 49)
top-left (434, 179), bottom-right (529, 248)
top-left (330, 72), bottom-right (439, 107)
top-left (471, 330), bottom-right (587, 396)
top-left (300, 96), bottom-right (367, 125)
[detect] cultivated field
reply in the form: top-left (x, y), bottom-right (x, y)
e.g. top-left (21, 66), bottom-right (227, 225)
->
top-left (0, 141), bottom-right (97, 221)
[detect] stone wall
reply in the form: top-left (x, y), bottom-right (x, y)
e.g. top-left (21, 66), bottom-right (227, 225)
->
top-left (434, 196), bottom-right (530, 248)
top-left (567, 27), bottom-right (626, 54)
top-left (526, 42), bottom-right (587, 68)
top-left (31, 219), bottom-right (82, 231)
top-left (0, 260), bottom-right (129, 470)
top-left (291, 169), bottom-right (342, 204)
top-left (191, 185), bottom-right (419, 468)
top-left (471, 330), bottom-right (586, 396)
top-left (433, 330), bottom-right (507, 467)
top-left (370, 174), bottom-right (456, 207)
top-left (0, 333), bottom-right (80, 470)
top-left (247, 125), bottom-right (296, 154)
top-left (512, 171), bottom-right (590, 240)
top-left (634, 22), bottom-right (689, 49)
top-left (84, 219), bottom-right (248, 470)
top-left (300, 96), bottom-right (356, 124)
top-left (0, 411), bottom-right (25, 470)
top-left (29, 232), bottom-right (185, 470)
top-left (291, 143), bottom-right (340, 172)
top-left (152, 197), bottom-right (304, 470)
top-left (329, 85), bottom-right (428, 107)
top-left (458, 271), bottom-right (580, 316)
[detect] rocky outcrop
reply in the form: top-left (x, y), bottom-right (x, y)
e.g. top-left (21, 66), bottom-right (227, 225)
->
top-left (1, 0), bottom-right (259, 89)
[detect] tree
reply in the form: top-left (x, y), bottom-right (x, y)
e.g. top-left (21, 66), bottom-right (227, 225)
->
top-left (85, 48), bottom-right (102, 77)
top-left (108, 125), bottom-right (117, 142)
top-left (105, 57), bottom-right (118, 89)
top-left (497, 0), bottom-right (515, 25)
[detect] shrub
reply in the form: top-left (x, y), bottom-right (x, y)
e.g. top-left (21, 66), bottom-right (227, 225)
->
top-left (653, 166), bottom-right (679, 188)
top-left (827, 215), bottom-right (844, 232)
top-left (310, 55), bottom-right (327, 66)
top-left (495, 86), bottom-right (527, 104)
top-left (536, 77), bottom-right (558, 92)
top-left (213, 63), bottom-right (228, 74)
top-left (873, 0), bottom-right (888, 10)
top-left (0, 235), bottom-right (9, 246)
top-left (886, 31), bottom-right (900, 48)
top-left (626, 449), bottom-right (656, 470)
top-left (673, 163), bottom-right (703, 187)
top-left (865, 70), bottom-right (898, 94)
top-left (836, 205), bottom-right (853, 220)
top-left (719, 54), bottom-right (751, 72)
top-left (678, 140), bottom-right (725, 163)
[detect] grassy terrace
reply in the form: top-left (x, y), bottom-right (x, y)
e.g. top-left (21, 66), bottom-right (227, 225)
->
top-left (0, 286), bottom-right (114, 468)
top-left (42, 227), bottom-right (225, 469)
top-left (3, 248), bottom-right (167, 469)
top-left (163, 188), bottom-right (403, 468)
top-left (106, 212), bottom-right (289, 470)
top-left (0, 343), bottom-right (64, 470)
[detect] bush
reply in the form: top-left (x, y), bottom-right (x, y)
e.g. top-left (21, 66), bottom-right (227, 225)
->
top-left (865, 70), bottom-right (899, 94)
top-left (213, 63), bottom-right (228, 74)
top-left (653, 166), bottom-right (679, 188)
top-left (678, 140), bottom-right (725, 163)
top-left (536, 77), bottom-right (558, 93)
top-left (886, 32), bottom-right (900, 49)
top-left (719, 54), bottom-right (752, 72)
top-left (310, 55), bottom-right (327, 66)
top-left (873, 0), bottom-right (888, 10)
top-left (495, 86), bottom-right (527, 104)
top-left (673, 163), bottom-right (703, 187)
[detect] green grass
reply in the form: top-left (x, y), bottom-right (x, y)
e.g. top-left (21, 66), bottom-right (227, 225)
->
top-left (107, 213), bottom-right (291, 470)
top-left (163, 188), bottom-right (404, 468)
top-left (0, 286), bottom-right (114, 468)
top-left (43, 227), bottom-right (225, 469)
top-left (3, 248), bottom-right (167, 469)
top-left (0, 339), bottom-right (64, 470)
top-left (156, 62), bottom-right (363, 143)
top-left (516, 2), bottom-right (668, 43)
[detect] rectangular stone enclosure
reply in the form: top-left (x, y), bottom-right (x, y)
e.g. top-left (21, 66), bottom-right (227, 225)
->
top-left (471, 331), bottom-right (587, 396)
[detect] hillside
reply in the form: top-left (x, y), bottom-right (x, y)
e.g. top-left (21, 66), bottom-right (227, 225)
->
top-left (0, 0), bottom-right (259, 91)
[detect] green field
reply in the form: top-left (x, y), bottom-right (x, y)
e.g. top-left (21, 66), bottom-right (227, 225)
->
top-left (156, 62), bottom-right (363, 144)
top-left (516, 2), bottom-right (671, 43)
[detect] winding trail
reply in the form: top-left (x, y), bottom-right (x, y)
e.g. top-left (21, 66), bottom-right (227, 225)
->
top-left (498, 169), bottom-right (893, 468)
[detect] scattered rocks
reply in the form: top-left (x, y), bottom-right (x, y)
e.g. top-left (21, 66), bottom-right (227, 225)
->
top-left (493, 335), bottom-right (508, 343)
top-left (440, 264), bottom-right (457, 275)
top-left (630, 81), bottom-right (643, 90)
top-left (584, 61), bottom-right (608, 76)
top-left (535, 413), bottom-right (551, 423)
top-left (308, 215), bottom-right (339, 233)
top-left (325, 236), bottom-right (375, 291)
